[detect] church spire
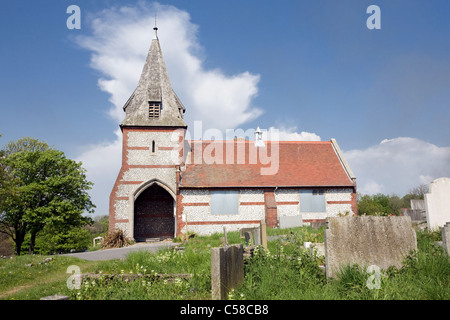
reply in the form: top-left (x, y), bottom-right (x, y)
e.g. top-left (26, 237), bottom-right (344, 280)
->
top-left (121, 28), bottom-right (187, 128)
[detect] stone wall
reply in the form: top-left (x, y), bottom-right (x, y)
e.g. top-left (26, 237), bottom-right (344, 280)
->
top-left (180, 189), bottom-right (264, 235)
top-left (109, 127), bottom-right (183, 239)
top-left (179, 187), bottom-right (355, 235)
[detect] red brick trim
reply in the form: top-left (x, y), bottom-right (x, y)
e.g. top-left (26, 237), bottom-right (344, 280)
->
top-left (158, 146), bottom-right (178, 150)
top-left (127, 146), bottom-right (149, 150)
top-left (264, 189), bottom-right (278, 227)
top-left (114, 219), bottom-right (129, 223)
top-left (327, 201), bottom-right (353, 204)
top-left (277, 201), bottom-right (299, 205)
top-left (176, 193), bottom-right (184, 236)
top-left (240, 202), bottom-right (265, 206)
top-left (351, 191), bottom-right (358, 215)
top-left (183, 202), bottom-right (210, 206)
top-left (115, 197), bottom-right (129, 201)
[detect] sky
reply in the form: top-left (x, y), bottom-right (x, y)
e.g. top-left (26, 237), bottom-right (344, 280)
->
top-left (1, 0), bottom-right (449, 216)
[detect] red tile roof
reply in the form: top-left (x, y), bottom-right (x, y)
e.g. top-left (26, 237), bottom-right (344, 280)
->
top-left (180, 140), bottom-right (355, 188)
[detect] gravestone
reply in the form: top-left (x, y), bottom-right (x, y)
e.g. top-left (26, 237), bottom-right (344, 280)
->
top-left (238, 221), bottom-right (267, 249)
top-left (279, 215), bottom-right (303, 229)
top-left (325, 216), bottom-right (417, 278)
top-left (260, 221), bottom-right (267, 249)
top-left (442, 222), bottom-right (450, 255)
top-left (402, 199), bottom-right (426, 222)
top-left (425, 177), bottom-right (450, 230)
top-left (240, 227), bottom-right (257, 245)
top-left (211, 244), bottom-right (244, 300)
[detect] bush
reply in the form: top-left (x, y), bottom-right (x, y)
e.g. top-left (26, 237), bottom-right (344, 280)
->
top-left (26, 225), bottom-right (91, 254)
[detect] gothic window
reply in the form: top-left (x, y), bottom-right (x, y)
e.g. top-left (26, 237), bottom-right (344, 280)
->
top-left (149, 101), bottom-right (161, 119)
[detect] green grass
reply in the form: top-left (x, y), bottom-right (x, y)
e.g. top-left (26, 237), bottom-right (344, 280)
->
top-left (233, 228), bottom-right (449, 300)
top-left (1, 227), bottom-right (448, 300)
top-left (0, 254), bottom-right (100, 300)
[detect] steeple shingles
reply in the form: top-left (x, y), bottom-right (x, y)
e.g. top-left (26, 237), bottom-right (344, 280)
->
top-left (121, 31), bottom-right (187, 128)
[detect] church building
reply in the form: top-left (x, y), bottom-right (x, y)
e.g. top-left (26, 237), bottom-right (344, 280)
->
top-left (109, 28), bottom-right (357, 241)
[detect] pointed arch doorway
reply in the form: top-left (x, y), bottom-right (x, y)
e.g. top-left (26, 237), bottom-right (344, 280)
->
top-left (133, 183), bottom-right (175, 241)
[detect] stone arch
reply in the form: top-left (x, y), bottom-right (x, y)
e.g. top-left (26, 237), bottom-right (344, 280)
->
top-left (134, 179), bottom-right (176, 201)
top-left (132, 179), bottom-right (176, 241)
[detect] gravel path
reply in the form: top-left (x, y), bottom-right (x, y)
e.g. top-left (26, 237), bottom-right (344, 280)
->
top-left (63, 241), bottom-right (179, 261)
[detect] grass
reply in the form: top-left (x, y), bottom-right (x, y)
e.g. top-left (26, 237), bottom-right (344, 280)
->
top-left (0, 227), bottom-right (448, 300)
top-left (0, 254), bottom-right (100, 300)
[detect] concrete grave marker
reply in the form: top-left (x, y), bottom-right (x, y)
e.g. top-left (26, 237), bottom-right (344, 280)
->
top-left (425, 177), bottom-right (450, 230)
top-left (279, 215), bottom-right (303, 229)
top-left (442, 222), bottom-right (450, 255)
top-left (211, 244), bottom-right (244, 300)
top-left (324, 216), bottom-right (417, 278)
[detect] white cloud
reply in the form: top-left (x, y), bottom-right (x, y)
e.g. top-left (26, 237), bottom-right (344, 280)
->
top-left (267, 126), bottom-right (321, 141)
top-left (75, 129), bottom-right (122, 216)
top-left (343, 137), bottom-right (450, 196)
top-left (74, 3), bottom-right (262, 215)
top-left (77, 2), bottom-right (261, 130)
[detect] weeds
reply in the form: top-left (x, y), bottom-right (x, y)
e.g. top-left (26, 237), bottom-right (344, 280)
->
top-left (1, 227), bottom-right (448, 300)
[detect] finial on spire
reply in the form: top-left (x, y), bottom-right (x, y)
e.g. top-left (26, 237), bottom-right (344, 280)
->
top-left (153, 14), bottom-right (158, 39)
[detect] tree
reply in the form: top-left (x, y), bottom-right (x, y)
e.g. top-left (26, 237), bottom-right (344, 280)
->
top-left (357, 193), bottom-right (401, 216)
top-left (409, 183), bottom-right (429, 199)
top-left (0, 137), bottom-right (95, 255)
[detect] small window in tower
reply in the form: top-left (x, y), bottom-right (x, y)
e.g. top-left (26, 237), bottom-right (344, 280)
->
top-left (152, 140), bottom-right (156, 153)
top-left (149, 101), bottom-right (161, 119)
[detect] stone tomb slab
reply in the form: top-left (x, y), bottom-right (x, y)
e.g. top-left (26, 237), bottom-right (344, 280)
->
top-left (324, 216), bottom-right (417, 278)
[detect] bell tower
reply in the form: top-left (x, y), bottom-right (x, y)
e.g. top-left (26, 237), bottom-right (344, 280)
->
top-left (109, 27), bottom-right (187, 240)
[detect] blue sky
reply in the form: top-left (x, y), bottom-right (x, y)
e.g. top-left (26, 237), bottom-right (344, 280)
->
top-left (1, 1), bottom-right (449, 216)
